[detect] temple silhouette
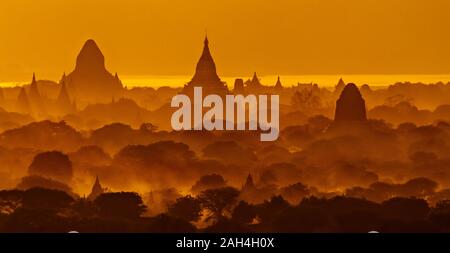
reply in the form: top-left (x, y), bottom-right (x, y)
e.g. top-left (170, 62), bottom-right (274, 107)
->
top-left (88, 176), bottom-right (106, 201)
top-left (182, 36), bottom-right (229, 97)
top-left (64, 39), bottom-right (124, 105)
top-left (334, 83), bottom-right (367, 122)
top-left (327, 82), bottom-right (369, 134)
top-left (237, 72), bottom-right (284, 95)
top-left (55, 75), bottom-right (76, 116)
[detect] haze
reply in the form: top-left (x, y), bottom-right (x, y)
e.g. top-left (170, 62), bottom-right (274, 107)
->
top-left (1, 0), bottom-right (450, 82)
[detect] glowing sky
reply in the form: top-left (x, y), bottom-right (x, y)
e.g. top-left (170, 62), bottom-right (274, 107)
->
top-left (1, 0), bottom-right (450, 81)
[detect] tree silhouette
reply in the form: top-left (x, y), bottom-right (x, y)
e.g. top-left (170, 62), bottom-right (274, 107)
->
top-left (232, 200), bottom-right (257, 224)
top-left (0, 189), bottom-right (24, 215)
top-left (94, 192), bottom-right (147, 219)
top-left (198, 187), bottom-right (239, 221)
top-left (381, 197), bottom-right (429, 222)
top-left (291, 88), bottom-right (322, 113)
top-left (28, 151), bottom-right (73, 183)
top-left (21, 187), bottom-right (74, 211)
top-left (257, 195), bottom-right (290, 222)
top-left (167, 195), bottom-right (202, 222)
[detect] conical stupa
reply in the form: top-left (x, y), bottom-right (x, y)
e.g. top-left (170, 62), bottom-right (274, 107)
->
top-left (16, 87), bottom-right (31, 114)
top-left (56, 78), bottom-right (75, 115)
top-left (274, 76), bottom-right (283, 90)
top-left (87, 176), bottom-right (105, 201)
top-left (334, 78), bottom-right (346, 95)
top-left (246, 72), bottom-right (263, 88)
top-left (242, 173), bottom-right (256, 192)
top-left (27, 73), bottom-right (46, 116)
top-left (182, 36), bottom-right (228, 97)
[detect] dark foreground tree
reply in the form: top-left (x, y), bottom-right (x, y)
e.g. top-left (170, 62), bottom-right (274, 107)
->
top-left (22, 187), bottom-right (74, 211)
top-left (198, 187), bottom-right (240, 221)
top-left (167, 195), bottom-right (202, 222)
top-left (94, 192), bottom-right (147, 219)
top-left (232, 200), bottom-right (257, 224)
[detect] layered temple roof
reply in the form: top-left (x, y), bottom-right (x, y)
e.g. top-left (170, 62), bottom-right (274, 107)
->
top-left (182, 36), bottom-right (228, 96)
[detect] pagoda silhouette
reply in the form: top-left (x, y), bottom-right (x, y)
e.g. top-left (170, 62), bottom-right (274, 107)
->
top-left (245, 72), bottom-right (264, 92)
top-left (27, 73), bottom-right (46, 118)
top-left (274, 76), bottom-right (283, 91)
top-left (181, 36), bottom-right (229, 97)
top-left (87, 175), bottom-right (106, 201)
top-left (55, 74), bottom-right (76, 116)
top-left (16, 87), bottom-right (31, 115)
top-left (327, 82), bottom-right (369, 134)
top-left (241, 173), bottom-right (256, 192)
top-left (65, 39), bottom-right (124, 105)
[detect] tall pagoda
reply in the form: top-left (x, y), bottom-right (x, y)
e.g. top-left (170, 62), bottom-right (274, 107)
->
top-left (181, 36), bottom-right (228, 97)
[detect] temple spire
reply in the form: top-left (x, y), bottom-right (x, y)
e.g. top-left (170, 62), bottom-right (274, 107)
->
top-left (60, 72), bottom-right (66, 84)
top-left (334, 77), bottom-right (346, 94)
top-left (252, 72), bottom-right (258, 82)
top-left (182, 36), bottom-right (228, 97)
top-left (246, 72), bottom-right (262, 89)
top-left (56, 78), bottom-right (74, 115)
top-left (16, 87), bottom-right (30, 114)
top-left (242, 173), bottom-right (256, 192)
top-left (28, 73), bottom-right (46, 117)
top-left (275, 76), bottom-right (283, 89)
top-left (88, 175), bottom-right (105, 200)
top-left (30, 73), bottom-right (39, 94)
top-left (32, 72), bottom-right (36, 85)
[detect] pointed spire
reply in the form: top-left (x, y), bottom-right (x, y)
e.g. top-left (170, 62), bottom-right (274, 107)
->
top-left (60, 72), bottom-right (67, 84)
top-left (16, 87), bottom-right (30, 114)
top-left (57, 79), bottom-right (73, 115)
top-left (32, 72), bottom-right (36, 84)
top-left (28, 73), bottom-right (45, 117)
top-left (252, 72), bottom-right (258, 82)
top-left (335, 78), bottom-right (346, 94)
top-left (242, 173), bottom-right (256, 192)
top-left (29, 73), bottom-right (40, 96)
top-left (204, 33), bottom-right (209, 47)
top-left (88, 175), bottom-right (104, 201)
top-left (184, 35), bottom-right (227, 95)
top-left (247, 72), bottom-right (262, 88)
top-left (201, 34), bottom-right (212, 59)
top-left (275, 76), bottom-right (283, 89)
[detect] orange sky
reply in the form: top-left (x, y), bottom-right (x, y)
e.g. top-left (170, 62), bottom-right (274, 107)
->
top-left (1, 0), bottom-right (450, 82)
